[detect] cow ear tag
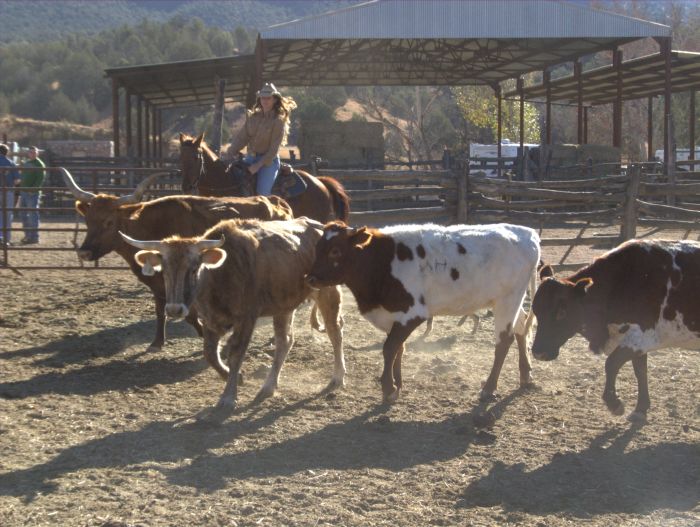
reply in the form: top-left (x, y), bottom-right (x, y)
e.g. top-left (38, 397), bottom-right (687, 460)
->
top-left (141, 260), bottom-right (156, 276)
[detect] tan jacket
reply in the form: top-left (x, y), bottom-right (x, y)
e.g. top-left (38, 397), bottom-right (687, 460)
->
top-left (230, 110), bottom-right (286, 166)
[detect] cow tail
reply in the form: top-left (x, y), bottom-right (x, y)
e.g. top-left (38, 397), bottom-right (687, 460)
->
top-left (318, 176), bottom-right (350, 222)
top-left (523, 264), bottom-right (539, 344)
top-left (309, 303), bottom-right (326, 333)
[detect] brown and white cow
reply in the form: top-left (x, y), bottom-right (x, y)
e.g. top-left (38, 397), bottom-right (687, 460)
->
top-left (306, 221), bottom-right (540, 403)
top-left (61, 168), bottom-right (292, 369)
top-left (532, 239), bottom-right (700, 421)
top-left (120, 217), bottom-right (344, 423)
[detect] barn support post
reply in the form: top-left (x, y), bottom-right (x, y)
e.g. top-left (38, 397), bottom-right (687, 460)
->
top-left (144, 102), bottom-right (151, 166)
top-left (457, 157), bottom-right (469, 223)
top-left (620, 164), bottom-right (641, 241)
top-left (111, 79), bottom-right (120, 157)
top-left (584, 106), bottom-right (589, 144)
top-left (544, 69), bottom-right (552, 145)
top-left (690, 89), bottom-right (696, 166)
top-left (136, 96), bottom-right (143, 165)
top-left (575, 61), bottom-right (583, 144)
top-left (157, 109), bottom-right (163, 165)
top-left (211, 76), bottom-right (227, 155)
top-left (125, 89), bottom-right (132, 158)
top-left (657, 37), bottom-right (674, 170)
top-left (647, 96), bottom-right (654, 161)
top-left (613, 49), bottom-right (623, 148)
top-left (496, 84), bottom-right (502, 178)
top-left (517, 77), bottom-right (525, 179)
top-left (247, 36), bottom-right (265, 108)
top-left (151, 106), bottom-right (157, 166)
top-left (667, 114), bottom-right (676, 205)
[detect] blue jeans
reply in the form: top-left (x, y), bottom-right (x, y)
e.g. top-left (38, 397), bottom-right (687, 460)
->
top-left (0, 189), bottom-right (14, 243)
top-left (19, 191), bottom-right (40, 242)
top-left (244, 154), bottom-right (280, 196)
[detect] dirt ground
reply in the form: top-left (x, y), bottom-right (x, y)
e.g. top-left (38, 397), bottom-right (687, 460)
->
top-left (0, 222), bottom-right (698, 526)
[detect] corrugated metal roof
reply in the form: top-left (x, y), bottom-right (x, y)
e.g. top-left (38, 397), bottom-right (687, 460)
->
top-left (261, 0), bottom-right (670, 40)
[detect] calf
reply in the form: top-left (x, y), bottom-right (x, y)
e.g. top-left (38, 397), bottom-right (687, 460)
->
top-left (62, 168), bottom-right (292, 370)
top-left (306, 221), bottom-right (540, 403)
top-left (121, 217), bottom-right (344, 422)
top-left (532, 239), bottom-right (700, 421)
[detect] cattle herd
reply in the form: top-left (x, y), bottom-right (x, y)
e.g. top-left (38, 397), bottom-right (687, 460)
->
top-left (61, 168), bottom-right (699, 425)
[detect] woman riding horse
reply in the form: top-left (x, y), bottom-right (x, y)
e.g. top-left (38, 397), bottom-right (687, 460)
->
top-left (227, 82), bottom-right (296, 196)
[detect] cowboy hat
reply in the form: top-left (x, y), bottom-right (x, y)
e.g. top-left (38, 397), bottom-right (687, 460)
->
top-left (257, 82), bottom-right (281, 98)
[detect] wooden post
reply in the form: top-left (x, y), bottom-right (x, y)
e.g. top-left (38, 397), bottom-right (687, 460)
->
top-left (613, 49), bottom-right (623, 148)
top-left (518, 77), bottom-right (525, 179)
top-left (690, 89), bottom-right (696, 166)
top-left (544, 69), bottom-right (552, 145)
top-left (111, 79), bottom-right (120, 157)
top-left (575, 61), bottom-right (583, 144)
top-left (157, 109), bottom-right (163, 165)
top-left (211, 76), bottom-right (227, 154)
top-left (136, 96), bottom-right (143, 163)
top-left (620, 164), bottom-right (641, 241)
top-left (667, 114), bottom-right (676, 205)
top-left (125, 89), bottom-right (132, 158)
top-left (496, 84), bottom-right (502, 178)
top-left (659, 37), bottom-right (673, 167)
top-left (647, 96), bottom-right (654, 161)
top-left (583, 106), bottom-right (589, 144)
top-left (151, 106), bottom-right (157, 166)
top-left (247, 36), bottom-right (265, 108)
top-left (457, 158), bottom-right (469, 223)
top-left (144, 102), bottom-right (151, 165)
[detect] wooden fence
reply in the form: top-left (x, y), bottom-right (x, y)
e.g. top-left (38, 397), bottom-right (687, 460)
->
top-left (3, 160), bottom-right (700, 273)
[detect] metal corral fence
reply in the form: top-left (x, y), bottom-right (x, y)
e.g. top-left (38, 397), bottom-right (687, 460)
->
top-left (0, 165), bottom-right (181, 272)
top-left (2, 159), bottom-right (700, 273)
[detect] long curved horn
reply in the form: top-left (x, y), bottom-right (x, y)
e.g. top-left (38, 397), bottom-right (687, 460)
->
top-left (119, 231), bottom-right (166, 251)
top-left (116, 172), bottom-right (166, 205)
top-left (60, 167), bottom-right (96, 201)
top-left (195, 235), bottom-right (226, 251)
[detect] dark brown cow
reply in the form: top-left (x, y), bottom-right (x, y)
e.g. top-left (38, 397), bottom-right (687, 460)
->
top-left (532, 239), bottom-right (700, 421)
top-left (121, 217), bottom-right (344, 423)
top-left (61, 168), bottom-right (292, 373)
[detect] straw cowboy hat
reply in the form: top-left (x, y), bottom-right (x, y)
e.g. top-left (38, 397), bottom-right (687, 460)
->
top-left (257, 82), bottom-right (281, 98)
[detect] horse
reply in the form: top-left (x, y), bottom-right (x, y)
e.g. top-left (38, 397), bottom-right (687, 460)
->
top-left (179, 133), bottom-right (349, 224)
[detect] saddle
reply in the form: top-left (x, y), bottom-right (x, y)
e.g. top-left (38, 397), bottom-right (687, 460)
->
top-left (226, 162), bottom-right (307, 200)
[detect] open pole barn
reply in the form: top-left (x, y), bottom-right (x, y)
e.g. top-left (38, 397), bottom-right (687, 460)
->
top-left (2, 3), bottom-right (699, 527)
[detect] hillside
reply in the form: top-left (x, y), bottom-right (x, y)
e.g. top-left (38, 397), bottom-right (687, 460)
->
top-left (2, 0), bottom-right (356, 43)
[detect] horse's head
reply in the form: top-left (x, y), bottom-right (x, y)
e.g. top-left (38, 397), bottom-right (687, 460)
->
top-left (178, 132), bottom-right (205, 193)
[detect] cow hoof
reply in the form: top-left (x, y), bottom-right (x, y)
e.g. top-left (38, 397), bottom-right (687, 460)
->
top-left (382, 389), bottom-right (400, 405)
top-left (607, 400), bottom-right (625, 416)
top-left (146, 344), bottom-right (162, 353)
top-left (479, 390), bottom-right (498, 403)
top-left (627, 410), bottom-right (647, 423)
top-left (253, 387), bottom-right (275, 404)
top-left (519, 374), bottom-right (534, 387)
top-left (323, 378), bottom-right (345, 393)
top-left (196, 404), bottom-right (235, 425)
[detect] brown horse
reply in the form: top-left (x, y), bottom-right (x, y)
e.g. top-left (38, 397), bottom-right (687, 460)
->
top-left (179, 133), bottom-right (349, 223)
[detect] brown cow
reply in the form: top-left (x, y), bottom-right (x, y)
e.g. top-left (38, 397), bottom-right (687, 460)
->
top-left (61, 168), bottom-right (292, 373)
top-left (532, 239), bottom-right (700, 421)
top-left (120, 217), bottom-right (344, 423)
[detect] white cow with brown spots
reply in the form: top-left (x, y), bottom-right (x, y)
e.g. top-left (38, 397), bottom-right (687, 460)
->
top-left (306, 221), bottom-right (541, 403)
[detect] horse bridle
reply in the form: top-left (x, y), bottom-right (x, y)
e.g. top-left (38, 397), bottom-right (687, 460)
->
top-left (187, 148), bottom-right (247, 194)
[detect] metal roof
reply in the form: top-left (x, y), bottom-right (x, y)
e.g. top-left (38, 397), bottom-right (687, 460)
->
top-left (259, 0), bottom-right (671, 87)
top-left (503, 50), bottom-right (700, 105)
top-left (105, 55), bottom-right (255, 109)
top-left (262, 0), bottom-right (670, 39)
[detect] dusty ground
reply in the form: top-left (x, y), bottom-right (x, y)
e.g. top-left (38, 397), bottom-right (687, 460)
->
top-left (0, 221), bottom-right (698, 526)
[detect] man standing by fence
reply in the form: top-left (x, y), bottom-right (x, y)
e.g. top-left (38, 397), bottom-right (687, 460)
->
top-left (0, 143), bottom-right (20, 247)
top-left (18, 146), bottom-right (45, 245)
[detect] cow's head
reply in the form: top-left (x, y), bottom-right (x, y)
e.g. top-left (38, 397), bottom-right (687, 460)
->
top-left (61, 168), bottom-right (162, 261)
top-left (120, 232), bottom-right (227, 320)
top-left (305, 221), bottom-right (372, 289)
top-left (531, 265), bottom-right (593, 361)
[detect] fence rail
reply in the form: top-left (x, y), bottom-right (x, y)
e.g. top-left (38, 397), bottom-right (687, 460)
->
top-left (2, 159), bottom-right (700, 273)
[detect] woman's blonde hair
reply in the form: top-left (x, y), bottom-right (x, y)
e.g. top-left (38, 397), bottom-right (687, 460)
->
top-left (253, 93), bottom-right (297, 146)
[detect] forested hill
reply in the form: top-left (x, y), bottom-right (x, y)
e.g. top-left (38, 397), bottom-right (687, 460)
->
top-left (2, 0), bottom-right (353, 43)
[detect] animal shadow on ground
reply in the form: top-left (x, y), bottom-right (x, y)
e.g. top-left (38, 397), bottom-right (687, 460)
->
top-left (0, 388), bottom-right (525, 500)
top-left (0, 356), bottom-right (207, 400)
top-left (458, 423), bottom-right (700, 516)
top-left (2, 319), bottom-right (198, 366)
